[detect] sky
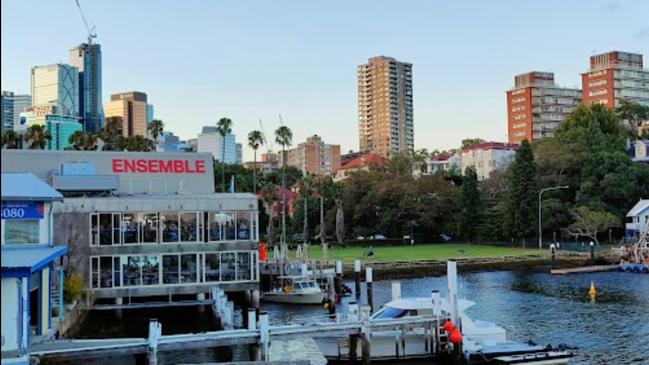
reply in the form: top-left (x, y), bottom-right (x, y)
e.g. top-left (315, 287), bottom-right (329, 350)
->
top-left (2, 0), bottom-right (648, 161)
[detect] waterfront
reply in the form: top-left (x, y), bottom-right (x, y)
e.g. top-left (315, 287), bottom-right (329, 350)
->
top-left (52, 270), bottom-right (648, 364)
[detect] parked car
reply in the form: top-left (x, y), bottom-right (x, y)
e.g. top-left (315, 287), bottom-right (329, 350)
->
top-left (374, 234), bottom-right (386, 240)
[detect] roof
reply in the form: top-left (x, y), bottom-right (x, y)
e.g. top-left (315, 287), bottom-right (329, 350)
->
top-left (1, 244), bottom-right (68, 275)
top-left (1, 173), bottom-right (63, 202)
top-left (627, 199), bottom-right (649, 217)
top-left (339, 153), bottom-right (385, 170)
top-left (462, 142), bottom-right (519, 152)
top-left (384, 297), bottom-right (475, 312)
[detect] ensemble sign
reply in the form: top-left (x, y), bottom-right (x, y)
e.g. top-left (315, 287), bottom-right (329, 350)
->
top-left (112, 159), bottom-right (207, 174)
top-left (1, 202), bottom-right (44, 220)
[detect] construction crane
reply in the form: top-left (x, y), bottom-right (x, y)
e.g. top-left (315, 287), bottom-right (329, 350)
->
top-left (258, 118), bottom-right (274, 153)
top-left (74, 0), bottom-right (97, 44)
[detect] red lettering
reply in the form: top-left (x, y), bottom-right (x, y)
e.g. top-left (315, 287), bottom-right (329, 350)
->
top-left (195, 160), bottom-right (206, 173)
top-left (173, 160), bottom-right (184, 173)
top-left (112, 159), bottom-right (124, 173)
top-left (160, 160), bottom-right (173, 173)
top-left (136, 159), bottom-right (148, 173)
top-left (148, 160), bottom-right (158, 173)
top-left (124, 159), bottom-right (136, 173)
top-left (184, 160), bottom-right (194, 173)
top-left (111, 159), bottom-right (207, 174)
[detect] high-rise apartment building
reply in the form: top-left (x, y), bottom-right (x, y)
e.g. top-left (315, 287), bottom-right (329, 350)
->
top-left (506, 72), bottom-right (581, 144)
top-left (70, 42), bottom-right (103, 132)
top-left (104, 92), bottom-right (148, 137)
top-left (197, 126), bottom-right (239, 163)
top-left (1, 91), bottom-right (31, 131)
top-left (31, 64), bottom-right (79, 118)
top-left (284, 135), bottom-right (341, 175)
top-left (582, 51), bottom-right (649, 108)
top-left (358, 56), bottom-right (414, 158)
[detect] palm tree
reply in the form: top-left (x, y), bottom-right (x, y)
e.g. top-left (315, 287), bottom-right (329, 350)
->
top-left (248, 130), bottom-right (265, 194)
top-left (68, 131), bottom-right (98, 150)
top-left (275, 125), bottom-right (293, 244)
top-left (216, 117), bottom-right (233, 192)
top-left (1, 130), bottom-right (19, 149)
top-left (98, 116), bottom-right (124, 151)
top-left (148, 119), bottom-right (164, 148)
top-left (25, 124), bottom-right (51, 149)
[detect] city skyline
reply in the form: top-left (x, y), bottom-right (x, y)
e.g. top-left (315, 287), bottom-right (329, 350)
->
top-left (2, 0), bottom-right (648, 161)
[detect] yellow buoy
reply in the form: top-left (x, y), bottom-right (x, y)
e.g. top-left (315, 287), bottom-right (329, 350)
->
top-left (588, 281), bottom-right (597, 296)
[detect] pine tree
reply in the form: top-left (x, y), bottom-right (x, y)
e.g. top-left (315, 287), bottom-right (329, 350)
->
top-left (506, 139), bottom-right (538, 243)
top-left (459, 167), bottom-right (481, 242)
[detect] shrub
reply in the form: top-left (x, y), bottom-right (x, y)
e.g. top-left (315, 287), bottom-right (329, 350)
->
top-left (63, 273), bottom-right (84, 303)
top-left (51, 306), bottom-right (60, 318)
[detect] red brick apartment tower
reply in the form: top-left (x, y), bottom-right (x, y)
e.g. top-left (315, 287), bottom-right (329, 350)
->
top-left (507, 72), bottom-right (581, 144)
top-left (582, 51), bottom-right (648, 108)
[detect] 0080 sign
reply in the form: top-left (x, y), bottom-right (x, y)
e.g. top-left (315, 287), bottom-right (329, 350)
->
top-left (0, 202), bottom-right (44, 220)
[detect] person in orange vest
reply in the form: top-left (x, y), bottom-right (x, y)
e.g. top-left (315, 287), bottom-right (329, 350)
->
top-left (259, 242), bottom-right (267, 261)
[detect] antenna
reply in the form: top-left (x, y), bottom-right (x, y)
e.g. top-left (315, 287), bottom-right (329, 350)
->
top-left (74, 0), bottom-right (97, 44)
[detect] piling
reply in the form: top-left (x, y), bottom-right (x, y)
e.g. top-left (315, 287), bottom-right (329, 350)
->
top-left (550, 243), bottom-right (556, 269)
top-left (432, 290), bottom-right (442, 354)
top-left (361, 325), bottom-right (371, 365)
top-left (327, 276), bottom-right (336, 316)
top-left (335, 260), bottom-right (343, 294)
top-left (391, 281), bottom-right (401, 301)
top-left (147, 319), bottom-right (161, 365)
top-left (447, 261), bottom-right (459, 327)
top-left (354, 260), bottom-right (362, 298)
top-left (259, 311), bottom-right (270, 362)
top-left (365, 267), bottom-right (374, 313)
top-left (590, 241), bottom-right (595, 265)
top-left (248, 308), bottom-right (260, 361)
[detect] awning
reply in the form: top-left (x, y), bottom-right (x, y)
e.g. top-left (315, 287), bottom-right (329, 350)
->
top-left (1, 244), bottom-right (68, 277)
top-left (1, 173), bottom-right (63, 202)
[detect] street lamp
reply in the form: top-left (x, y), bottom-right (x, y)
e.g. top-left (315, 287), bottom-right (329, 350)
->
top-left (538, 185), bottom-right (569, 249)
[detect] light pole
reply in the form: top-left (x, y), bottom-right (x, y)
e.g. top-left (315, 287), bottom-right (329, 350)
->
top-left (538, 185), bottom-right (569, 249)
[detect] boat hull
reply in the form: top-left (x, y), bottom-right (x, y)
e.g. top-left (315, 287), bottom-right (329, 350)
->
top-left (261, 292), bottom-right (326, 304)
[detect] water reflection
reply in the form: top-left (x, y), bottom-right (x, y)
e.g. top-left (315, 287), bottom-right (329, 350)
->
top-left (50, 271), bottom-right (648, 365)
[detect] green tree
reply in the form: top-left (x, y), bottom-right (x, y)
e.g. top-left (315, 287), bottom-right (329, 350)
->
top-left (506, 139), bottom-right (538, 243)
top-left (247, 130), bottom-right (265, 194)
top-left (565, 206), bottom-right (620, 244)
top-left (461, 138), bottom-right (486, 149)
top-left (25, 124), bottom-right (51, 149)
top-left (615, 100), bottom-right (649, 137)
top-left (216, 117), bottom-right (233, 192)
top-left (68, 131), bottom-right (97, 150)
top-left (459, 167), bottom-right (481, 242)
top-left (148, 119), bottom-right (164, 141)
top-left (1, 130), bottom-right (20, 149)
top-left (275, 125), bottom-right (293, 244)
top-left (98, 116), bottom-right (125, 151)
top-left (123, 135), bottom-right (154, 152)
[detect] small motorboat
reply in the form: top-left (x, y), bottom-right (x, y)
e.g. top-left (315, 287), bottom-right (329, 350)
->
top-left (261, 276), bottom-right (327, 305)
top-left (315, 297), bottom-right (572, 364)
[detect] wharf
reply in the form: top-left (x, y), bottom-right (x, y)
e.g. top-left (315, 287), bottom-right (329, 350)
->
top-left (550, 264), bottom-right (618, 275)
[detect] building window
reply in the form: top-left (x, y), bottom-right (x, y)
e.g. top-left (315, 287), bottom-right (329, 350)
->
top-left (205, 253), bottom-right (220, 282)
top-left (221, 252), bottom-right (236, 281)
top-left (90, 213), bottom-right (120, 245)
top-left (237, 252), bottom-right (251, 281)
top-left (162, 255), bottom-right (179, 284)
top-left (100, 256), bottom-right (113, 288)
top-left (142, 256), bottom-right (160, 285)
top-left (180, 213), bottom-right (198, 241)
top-left (238, 213), bottom-right (251, 240)
top-left (123, 256), bottom-right (142, 287)
top-left (142, 213), bottom-right (158, 243)
top-left (181, 254), bottom-right (197, 283)
top-left (161, 212), bottom-right (179, 242)
top-left (4, 220), bottom-right (40, 243)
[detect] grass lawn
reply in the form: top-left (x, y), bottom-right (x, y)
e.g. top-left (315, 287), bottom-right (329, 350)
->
top-left (292, 243), bottom-right (542, 263)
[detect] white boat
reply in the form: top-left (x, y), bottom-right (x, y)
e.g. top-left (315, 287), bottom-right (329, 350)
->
top-left (315, 297), bottom-right (572, 364)
top-left (261, 276), bottom-right (327, 305)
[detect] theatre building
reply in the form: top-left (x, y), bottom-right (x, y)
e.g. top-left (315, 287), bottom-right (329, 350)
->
top-left (1, 150), bottom-right (259, 304)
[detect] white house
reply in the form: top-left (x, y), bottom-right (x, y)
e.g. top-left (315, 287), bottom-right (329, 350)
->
top-left (426, 152), bottom-right (461, 175)
top-left (1, 173), bottom-right (68, 362)
top-left (460, 142), bottom-right (518, 180)
top-left (626, 199), bottom-right (649, 241)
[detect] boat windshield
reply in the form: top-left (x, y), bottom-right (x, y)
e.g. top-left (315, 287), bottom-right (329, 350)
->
top-left (373, 307), bottom-right (409, 319)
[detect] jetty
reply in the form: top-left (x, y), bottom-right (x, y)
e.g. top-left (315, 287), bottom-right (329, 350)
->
top-left (550, 264), bottom-right (618, 275)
